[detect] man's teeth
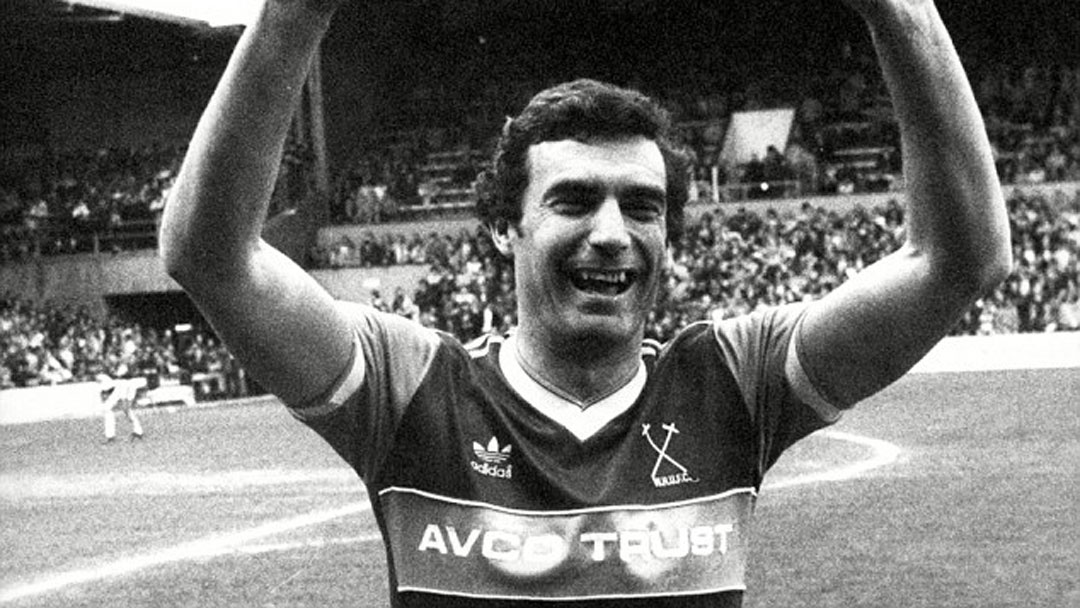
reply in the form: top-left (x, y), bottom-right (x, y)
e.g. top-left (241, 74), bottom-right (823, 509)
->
top-left (580, 270), bottom-right (628, 284)
top-left (571, 269), bottom-right (633, 294)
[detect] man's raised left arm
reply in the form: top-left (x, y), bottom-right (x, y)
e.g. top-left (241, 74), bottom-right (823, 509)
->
top-left (794, 0), bottom-right (1012, 408)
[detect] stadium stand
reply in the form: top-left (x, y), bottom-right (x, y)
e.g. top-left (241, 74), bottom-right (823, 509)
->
top-left (3, 58), bottom-right (1078, 391)
top-left (4, 61), bottom-right (1078, 250)
top-left (0, 293), bottom-right (245, 398)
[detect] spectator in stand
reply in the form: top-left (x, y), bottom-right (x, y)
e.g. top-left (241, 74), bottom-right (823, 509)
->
top-left (390, 287), bottom-right (420, 323)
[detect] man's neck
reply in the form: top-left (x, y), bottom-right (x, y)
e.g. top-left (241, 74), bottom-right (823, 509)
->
top-left (511, 329), bottom-right (642, 410)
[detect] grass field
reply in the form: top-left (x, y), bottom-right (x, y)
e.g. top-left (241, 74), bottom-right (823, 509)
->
top-left (1, 368), bottom-right (1077, 607)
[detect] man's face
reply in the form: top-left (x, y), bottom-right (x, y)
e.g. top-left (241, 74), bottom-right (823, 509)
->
top-left (496, 136), bottom-right (669, 349)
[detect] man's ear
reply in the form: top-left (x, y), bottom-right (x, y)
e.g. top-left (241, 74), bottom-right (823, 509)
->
top-left (489, 219), bottom-right (516, 257)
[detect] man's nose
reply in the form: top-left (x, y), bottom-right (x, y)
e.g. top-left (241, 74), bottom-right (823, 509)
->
top-left (588, 197), bottom-right (631, 252)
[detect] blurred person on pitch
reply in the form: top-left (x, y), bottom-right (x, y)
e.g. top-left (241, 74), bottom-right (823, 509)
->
top-left (98, 366), bottom-right (144, 443)
top-left (160, 0), bottom-right (1011, 605)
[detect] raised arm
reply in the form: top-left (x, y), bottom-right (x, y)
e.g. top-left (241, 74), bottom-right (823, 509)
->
top-left (796, 0), bottom-right (1012, 407)
top-left (159, 0), bottom-right (352, 406)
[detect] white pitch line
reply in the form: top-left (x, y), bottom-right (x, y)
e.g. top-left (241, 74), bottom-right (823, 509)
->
top-left (234, 533), bottom-right (382, 556)
top-left (0, 502), bottom-right (370, 604)
top-left (2, 429), bottom-right (899, 603)
top-left (763, 429), bottom-right (902, 490)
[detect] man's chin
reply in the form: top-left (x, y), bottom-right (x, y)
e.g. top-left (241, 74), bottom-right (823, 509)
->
top-left (570, 282), bottom-right (638, 308)
top-left (561, 309), bottom-right (642, 345)
top-left (575, 295), bottom-right (623, 315)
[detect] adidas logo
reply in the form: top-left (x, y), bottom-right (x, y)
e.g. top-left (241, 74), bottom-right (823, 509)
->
top-left (471, 437), bottom-right (513, 479)
top-left (473, 437), bottom-right (512, 463)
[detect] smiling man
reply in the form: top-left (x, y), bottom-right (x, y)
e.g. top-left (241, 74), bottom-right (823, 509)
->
top-left (488, 127), bottom-right (674, 406)
top-left (160, 0), bottom-right (1011, 606)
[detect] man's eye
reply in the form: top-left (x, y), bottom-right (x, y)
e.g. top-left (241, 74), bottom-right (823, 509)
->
top-left (552, 198), bottom-right (590, 214)
top-left (623, 198), bottom-right (664, 221)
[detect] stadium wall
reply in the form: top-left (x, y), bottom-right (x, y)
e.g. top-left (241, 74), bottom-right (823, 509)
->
top-left (0, 378), bottom-right (196, 425)
top-left (0, 248), bottom-right (427, 310)
top-left (0, 250), bottom-right (180, 311)
top-left (0, 382), bottom-right (102, 425)
top-left (310, 265), bottom-right (432, 304)
top-left (909, 332), bottom-right (1079, 374)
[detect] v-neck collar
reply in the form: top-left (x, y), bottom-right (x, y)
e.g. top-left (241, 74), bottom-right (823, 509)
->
top-left (499, 334), bottom-right (648, 442)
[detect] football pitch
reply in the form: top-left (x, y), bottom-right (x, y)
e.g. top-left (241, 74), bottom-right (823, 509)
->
top-left (1, 368), bottom-right (1077, 607)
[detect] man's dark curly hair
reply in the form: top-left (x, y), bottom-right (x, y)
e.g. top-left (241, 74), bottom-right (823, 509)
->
top-left (475, 79), bottom-right (690, 244)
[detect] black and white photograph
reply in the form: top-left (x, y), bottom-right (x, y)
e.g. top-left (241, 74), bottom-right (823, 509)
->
top-left (2, 1), bottom-right (1078, 606)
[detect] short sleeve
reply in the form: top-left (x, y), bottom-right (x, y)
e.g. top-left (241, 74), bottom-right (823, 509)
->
top-left (713, 304), bottom-right (842, 471)
top-left (286, 301), bottom-right (442, 482)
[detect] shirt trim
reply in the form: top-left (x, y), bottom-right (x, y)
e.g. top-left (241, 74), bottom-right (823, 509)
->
top-left (784, 319), bottom-right (842, 423)
top-left (287, 330), bottom-right (364, 421)
top-left (377, 485), bottom-right (758, 517)
top-left (395, 583), bottom-right (746, 602)
top-left (499, 333), bottom-right (647, 441)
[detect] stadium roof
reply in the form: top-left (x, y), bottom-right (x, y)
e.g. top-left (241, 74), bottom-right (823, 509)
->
top-left (66, 0), bottom-right (261, 28)
top-left (4, 0), bottom-right (1078, 81)
top-left (4, 0), bottom-right (260, 30)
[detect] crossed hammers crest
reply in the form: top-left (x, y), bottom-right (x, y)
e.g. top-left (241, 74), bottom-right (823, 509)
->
top-left (641, 423), bottom-right (694, 481)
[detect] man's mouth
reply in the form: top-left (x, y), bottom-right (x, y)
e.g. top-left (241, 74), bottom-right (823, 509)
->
top-left (568, 269), bottom-right (637, 296)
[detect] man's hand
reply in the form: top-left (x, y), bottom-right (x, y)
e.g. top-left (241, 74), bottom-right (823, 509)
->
top-left (272, 0), bottom-right (347, 17)
top-left (277, 0), bottom-right (348, 14)
top-left (840, 0), bottom-right (933, 27)
top-left (266, 0), bottom-right (349, 25)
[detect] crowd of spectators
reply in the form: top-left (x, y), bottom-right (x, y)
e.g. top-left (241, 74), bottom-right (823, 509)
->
top-left (0, 294), bottom-right (244, 395)
top-left (0, 144), bottom-right (183, 262)
top-left (324, 187), bottom-right (1079, 343)
top-left (4, 187), bottom-right (1075, 392)
top-left (967, 188), bottom-right (1080, 334)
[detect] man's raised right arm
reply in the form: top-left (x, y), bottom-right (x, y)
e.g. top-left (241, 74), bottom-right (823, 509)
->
top-left (159, 0), bottom-right (352, 407)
